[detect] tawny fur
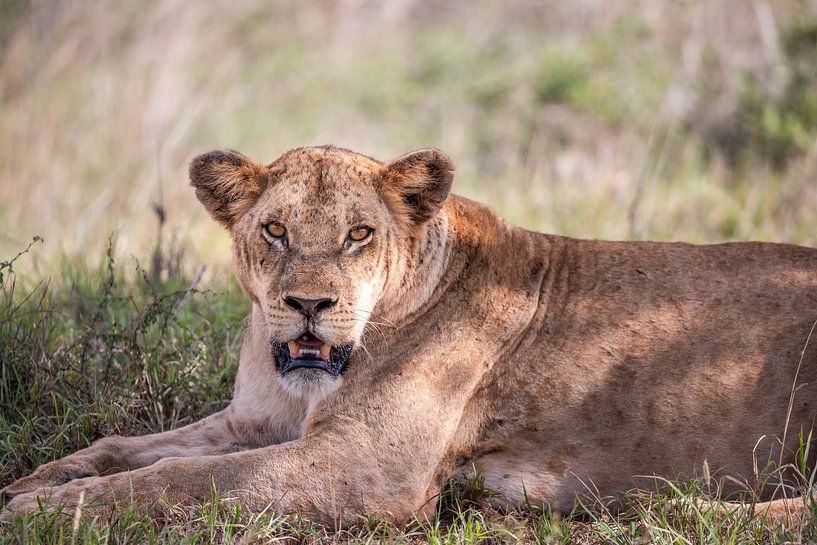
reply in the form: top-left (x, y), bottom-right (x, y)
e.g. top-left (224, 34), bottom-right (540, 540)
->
top-left (3, 146), bottom-right (817, 525)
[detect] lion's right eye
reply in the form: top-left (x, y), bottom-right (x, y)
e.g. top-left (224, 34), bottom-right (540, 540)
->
top-left (262, 223), bottom-right (287, 244)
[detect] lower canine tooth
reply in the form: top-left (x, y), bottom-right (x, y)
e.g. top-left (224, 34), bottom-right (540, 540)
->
top-left (320, 343), bottom-right (331, 358)
top-left (287, 341), bottom-right (299, 358)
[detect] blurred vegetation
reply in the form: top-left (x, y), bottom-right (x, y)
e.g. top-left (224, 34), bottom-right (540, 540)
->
top-left (0, 0), bottom-right (816, 276)
top-left (737, 17), bottom-right (817, 168)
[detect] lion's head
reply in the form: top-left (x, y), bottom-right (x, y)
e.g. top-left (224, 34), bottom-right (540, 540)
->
top-left (190, 146), bottom-right (454, 397)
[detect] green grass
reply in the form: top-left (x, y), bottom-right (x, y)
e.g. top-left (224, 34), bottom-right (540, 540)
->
top-left (0, 239), bottom-right (247, 495)
top-left (2, 242), bottom-right (817, 544)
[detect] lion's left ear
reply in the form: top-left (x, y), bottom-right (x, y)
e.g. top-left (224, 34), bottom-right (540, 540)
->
top-left (379, 148), bottom-right (455, 225)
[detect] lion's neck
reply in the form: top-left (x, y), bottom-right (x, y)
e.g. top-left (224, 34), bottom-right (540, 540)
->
top-left (376, 209), bottom-right (453, 327)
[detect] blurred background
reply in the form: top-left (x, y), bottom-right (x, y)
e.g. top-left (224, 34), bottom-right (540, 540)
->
top-left (1, 0), bottom-right (816, 277)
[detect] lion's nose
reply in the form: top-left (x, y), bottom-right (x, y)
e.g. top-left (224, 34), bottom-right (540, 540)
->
top-left (283, 295), bottom-right (337, 317)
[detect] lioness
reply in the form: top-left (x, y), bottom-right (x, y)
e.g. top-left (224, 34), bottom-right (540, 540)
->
top-left (3, 146), bottom-right (817, 524)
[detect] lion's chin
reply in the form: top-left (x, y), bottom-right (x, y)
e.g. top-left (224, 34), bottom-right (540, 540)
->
top-left (276, 367), bottom-right (344, 399)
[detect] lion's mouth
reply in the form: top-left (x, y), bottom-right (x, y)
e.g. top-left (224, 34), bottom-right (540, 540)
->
top-left (272, 332), bottom-right (353, 376)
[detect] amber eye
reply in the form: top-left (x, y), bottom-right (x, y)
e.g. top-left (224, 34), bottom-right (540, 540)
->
top-left (263, 223), bottom-right (286, 241)
top-left (348, 227), bottom-right (373, 242)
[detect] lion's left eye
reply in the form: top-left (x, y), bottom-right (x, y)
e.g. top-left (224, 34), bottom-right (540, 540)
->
top-left (347, 227), bottom-right (373, 242)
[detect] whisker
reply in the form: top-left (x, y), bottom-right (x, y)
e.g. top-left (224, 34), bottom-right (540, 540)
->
top-left (362, 321), bottom-right (385, 340)
top-left (359, 342), bottom-right (373, 362)
top-left (350, 309), bottom-right (396, 329)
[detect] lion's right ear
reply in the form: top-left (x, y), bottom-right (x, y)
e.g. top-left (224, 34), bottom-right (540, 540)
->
top-left (379, 148), bottom-right (455, 226)
top-left (189, 150), bottom-right (269, 228)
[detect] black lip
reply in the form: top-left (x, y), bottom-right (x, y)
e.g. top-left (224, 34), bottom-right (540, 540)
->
top-left (271, 339), bottom-right (353, 376)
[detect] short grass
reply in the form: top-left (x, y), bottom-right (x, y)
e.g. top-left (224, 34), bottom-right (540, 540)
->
top-left (2, 241), bottom-right (817, 544)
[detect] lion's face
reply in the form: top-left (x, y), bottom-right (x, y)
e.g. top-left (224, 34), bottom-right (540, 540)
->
top-left (190, 146), bottom-right (453, 397)
top-left (231, 149), bottom-right (394, 396)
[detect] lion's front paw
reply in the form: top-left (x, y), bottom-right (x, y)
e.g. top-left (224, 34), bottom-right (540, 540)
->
top-left (0, 491), bottom-right (45, 523)
top-left (1, 461), bottom-right (97, 502)
top-left (0, 478), bottom-right (105, 523)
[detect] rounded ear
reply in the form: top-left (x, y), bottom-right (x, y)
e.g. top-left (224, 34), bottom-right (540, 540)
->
top-left (189, 150), bottom-right (269, 228)
top-left (379, 148), bottom-right (455, 225)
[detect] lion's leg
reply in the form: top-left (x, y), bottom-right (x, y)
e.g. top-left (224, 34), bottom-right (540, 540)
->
top-left (714, 494), bottom-right (813, 521)
top-left (3, 362), bottom-right (478, 524)
top-left (3, 429), bottom-right (440, 526)
top-left (2, 409), bottom-right (239, 499)
top-left (663, 493), bottom-right (815, 525)
top-left (748, 495), bottom-right (813, 520)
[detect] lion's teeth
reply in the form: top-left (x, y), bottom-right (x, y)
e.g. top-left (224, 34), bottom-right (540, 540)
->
top-left (287, 339), bottom-right (332, 360)
top-left (287, 341), bottom-right (299, 358)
